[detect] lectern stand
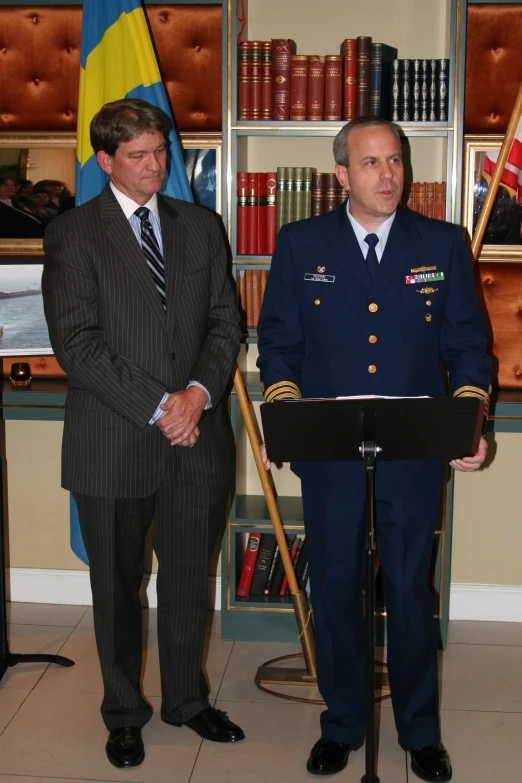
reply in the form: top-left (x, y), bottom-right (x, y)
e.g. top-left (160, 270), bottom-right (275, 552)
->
top-left (260, 396), bottom-right (484, 783)
top-left (0, 411), bottom-right (74, 683)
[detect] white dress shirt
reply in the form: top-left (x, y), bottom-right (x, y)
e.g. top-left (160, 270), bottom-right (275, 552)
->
top-left (346, 200), bottom-right (396, 261)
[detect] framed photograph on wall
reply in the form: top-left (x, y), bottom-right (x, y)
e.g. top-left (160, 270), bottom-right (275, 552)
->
top-left (462, 135), bottom-right (522, 262)
top-left (180, 133), bottom-right (222, 214)
top-left (0, 260), bottom-right (51, 355)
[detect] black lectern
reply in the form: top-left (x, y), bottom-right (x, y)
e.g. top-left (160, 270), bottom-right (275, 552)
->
top-left (261, 396), bottom-right (484, 783)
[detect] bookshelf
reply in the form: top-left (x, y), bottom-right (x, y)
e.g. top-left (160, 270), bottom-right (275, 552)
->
top-left (221, 0), bottom-right (469, 645)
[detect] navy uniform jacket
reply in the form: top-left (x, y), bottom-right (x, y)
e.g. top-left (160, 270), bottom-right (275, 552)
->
top-left (257, 204), bottom-right (491, 418)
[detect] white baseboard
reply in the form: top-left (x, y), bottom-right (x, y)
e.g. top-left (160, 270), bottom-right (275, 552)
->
top-left (7, 570), bottom-right (522, 622)
top-left (7, 568), bottom-right (222, 611)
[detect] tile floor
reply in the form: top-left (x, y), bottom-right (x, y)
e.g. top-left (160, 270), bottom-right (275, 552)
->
top-left (1, 603), bottom-right (521, 782)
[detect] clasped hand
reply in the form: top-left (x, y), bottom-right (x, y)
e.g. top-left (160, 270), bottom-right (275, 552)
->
top-left (156, 386), bottom-right (207, 447)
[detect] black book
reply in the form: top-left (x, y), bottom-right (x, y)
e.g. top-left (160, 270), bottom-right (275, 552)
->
top-left (420, 59), bottom-right (429, 122)
top-left (412, 58), bottom-right (421, 121)
top-left (429, 59), bottom-right (438, 121)
top-left (285, 536), bottom-right (303, 595)
top-left (437, 59), bottom-right (450, 122)
top-left (264, 543), bottom-right (280, 594)
top-left (400, 59), bottom-right (412, 122)
top-left (294, 537), bottom-right (308, 588)
top-left (250, 533), bottom-right (277, 595)
top-left (269, 534), bottom-right (297, 595)
top-left (391, 59), bottom-right (400, 122)
top-left (369, 43), bottom-right (398, 119)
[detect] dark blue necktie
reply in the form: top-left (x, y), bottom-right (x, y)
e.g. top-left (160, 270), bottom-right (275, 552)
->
top-left (364, 233), bottom-right (379, 281)
top-left (135, 207), bottom-right (166, 311)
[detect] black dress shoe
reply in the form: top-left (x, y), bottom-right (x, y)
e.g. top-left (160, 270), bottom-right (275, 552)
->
top-left (306, 737), bottom-right (364, 776)
top-left (400, 741), bottom-right (452, 782)
top-left (106, 726), bottom-right (144, 768)
top-left (165, 706), bottom-right (245, 742)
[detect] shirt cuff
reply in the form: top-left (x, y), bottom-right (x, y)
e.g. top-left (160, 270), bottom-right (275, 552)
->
top-left (149, 391), bottom-right (170, 424)
top-left (187, 381), bottom-right (212, 410)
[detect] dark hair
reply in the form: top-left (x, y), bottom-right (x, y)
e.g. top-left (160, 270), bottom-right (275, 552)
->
top-left (33, 179), bottom-right (72, 201)
top-left (333, 116), bottom-right (402, 167)
top-left (90, 98), bottom-right (172, 156)
top-left (0, 175), bottom-right (15, 187)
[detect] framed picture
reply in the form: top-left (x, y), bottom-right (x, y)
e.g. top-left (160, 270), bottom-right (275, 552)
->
top-left (462, 135), bottom-right (522, 262)
top-left (0, 131), bottom-right (222, 258)
top-left (0, 259), bottom-right (51, 356)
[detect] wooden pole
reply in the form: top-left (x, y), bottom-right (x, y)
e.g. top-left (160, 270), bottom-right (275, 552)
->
top-left (233, 364), bottom-right (317, 678)
top-left (470, 81), bottom-right (522, 264)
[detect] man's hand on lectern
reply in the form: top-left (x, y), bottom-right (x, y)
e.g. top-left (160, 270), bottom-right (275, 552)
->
top-left (450, 435), bottom-right (488, 472)
top-left (260, 443), bottom-right (271, 470)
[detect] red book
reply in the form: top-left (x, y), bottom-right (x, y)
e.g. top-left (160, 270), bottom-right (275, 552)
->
top-left (342, 39), bottom-right (357, 121)
top-left (237, 532), bottom-right (262, 596)
top-left (290, 55), bottom-right (308, 120)
top-left (324, 55), bottom-right (342, 121)
top-left (271, 39), bottom-right (295, 120)
top-left (279, 536), bottom-right (300, 595)
top-left (237, 41), bottom-right (251, 121)
top-left (307, 56), bottom-right (325, 120)
top-left (250, 41), bottom-right (263, 121)
top-left (261, 42), bottom-right (272, 120)
top-left (257, 173), bottom-right (268, 256)
top-left (246, 173), bottom-right (259, 255)
top-left (434, 182), bottom-right (446, 220)
top-left (237, 172), bottom-right (249, 255)
top-left (425, 182), bottom-right (435, 219)
top-left (266, 172), bottom-right (277, 255)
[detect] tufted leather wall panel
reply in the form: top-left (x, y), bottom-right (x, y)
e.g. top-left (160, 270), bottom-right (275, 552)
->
top-left (476, 263), bottom-right (522, 389)
top-left (465, 4), bottom-right (522, 134)
top-left (0, 4), bottom-right (222, 132)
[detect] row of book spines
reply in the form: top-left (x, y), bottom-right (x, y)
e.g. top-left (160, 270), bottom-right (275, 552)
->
top-left (391, 58), bottom-right (450, 123)
top-left (403, 181), bottom-right (447, 220)
top-left (236, 532), bottom-right (309, 598)
top-left (237, 269), bottom-right (268, 329)
top-left (237, 172), bottom-right (277, 256)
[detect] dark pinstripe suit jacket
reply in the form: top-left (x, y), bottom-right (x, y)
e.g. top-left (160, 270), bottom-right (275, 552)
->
top-left (42, 184), bottom-right (241, 497)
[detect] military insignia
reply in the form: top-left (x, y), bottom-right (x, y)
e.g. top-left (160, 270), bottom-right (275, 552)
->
top-left (410, 265), bottom-right (437, 273)
top-left (405, 272), bottom-right (445, 285)
top-left (317, 266), bottom-right (325, 273)
top-left (416, 287), bottom-right (439, 294)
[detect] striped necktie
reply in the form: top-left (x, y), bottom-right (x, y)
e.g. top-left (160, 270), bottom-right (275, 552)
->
top-left (364, 233), bottom-right (379, 281)
top-left (134, 207), bottom-right (166, 311)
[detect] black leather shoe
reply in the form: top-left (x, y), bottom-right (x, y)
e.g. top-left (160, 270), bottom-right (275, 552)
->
top-left (306, 737), bottom-right (364, 775)
top-left (105, 726), bottom-right (144, 768)
top-left (400, 741), bottom-right (452, 782)
top-left (165, 706), bottom-right (245, 742)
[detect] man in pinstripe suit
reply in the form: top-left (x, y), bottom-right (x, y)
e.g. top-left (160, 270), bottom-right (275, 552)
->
top-left (42, 100), bottom-right (243, 769)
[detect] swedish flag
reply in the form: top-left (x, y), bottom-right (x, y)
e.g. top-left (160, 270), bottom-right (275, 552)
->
top-left (76, 0), bottom-right (193, 205)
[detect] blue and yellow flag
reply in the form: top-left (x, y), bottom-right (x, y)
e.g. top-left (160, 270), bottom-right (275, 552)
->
top-left (76, 0), bottom-right (193, 205)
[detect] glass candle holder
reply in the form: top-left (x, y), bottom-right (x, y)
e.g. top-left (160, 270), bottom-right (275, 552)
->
top-left (10, 362), bottom-right (32, 388)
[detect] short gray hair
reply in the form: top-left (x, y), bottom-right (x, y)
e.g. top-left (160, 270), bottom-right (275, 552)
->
top-left (333, 116), bottom-right (401, 167)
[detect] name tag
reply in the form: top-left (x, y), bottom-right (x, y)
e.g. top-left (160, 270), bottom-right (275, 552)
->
top-left (304, 273), bottom-right (335, 283)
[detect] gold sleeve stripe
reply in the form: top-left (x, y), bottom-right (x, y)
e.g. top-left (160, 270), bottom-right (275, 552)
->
top-left (264, 380), bottom-right (301, 403)
top-left (453, 385), bottom-right (491, 417)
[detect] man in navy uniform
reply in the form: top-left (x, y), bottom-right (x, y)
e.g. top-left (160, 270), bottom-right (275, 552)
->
top-left (257, 116), bottom-right (491, 782)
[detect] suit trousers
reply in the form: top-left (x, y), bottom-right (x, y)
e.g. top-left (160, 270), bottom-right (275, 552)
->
top-left (74, 457), bottom-right (229, 731)
top-left (300, 459), bottom-right (444, 749)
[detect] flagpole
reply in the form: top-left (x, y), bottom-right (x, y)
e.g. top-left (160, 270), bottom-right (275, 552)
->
top-left (471, 80), bottom-right (522, 263)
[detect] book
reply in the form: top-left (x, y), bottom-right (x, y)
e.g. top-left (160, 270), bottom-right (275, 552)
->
top-left (250, 41), bottom-right (263, 121)
top-left (312, 172), bottom-right (324, 216)
top-left (261, 41), bottom-right (272, 120)
top-left (412, 58), bottom-right (421, 121)
top-left (266, 172), bottom-right (277, 254)
top-left (237, 269), bottom-right (246, 327)
top-left (290, 55), bottom-right (308, 121)
top-left (245, 269), bottom-right (254, 328)
top-left (413, 181), bottom-right (426, 215)
top-left (285, 537), bottom-right (304, 595)
top-left (279, 535), bottom-right (301, 596)
top-left (294, 537), bottom-right (308, 588)
top-left (250, 533), bottom-right (277, 595)
top-left (303, 166), bottom-right (314, 218)
top-left (437, 58), bottom-right (449, 121)
top-left (420, 59), bottom-right (429, 122)
top-left (324, 55), bottom-right (342, 121)
top-left (263, 543), bottom-right (280, 594)
top-left (307, 56), bottom-right (325, 120)
top-left (271, 38), bottom-right (295, 120)
top-left (237, 41), bottom-right (251, 121)
top-left (341, 38), bottom-right (357, 121)
top-left (370, 43), bottom-right (398, 119)
top-left (246, 172), bottom-right (259, 255)
top-left (403, 182), bottom-right (414, 211)
top-left (237, 532), bottom-right (262, 596)
top-left (292, 166), bottom-right (305, 222)
top-left (284, 166), bottom-right (294, 226)
top-left (356, 35), bottom-right (372, 116)
top-left (257, 172), bottom-right (268, 256)
top-left (269, 534), bottom-right (297, 595)
top-left (276, 167), bottom-right (285, 233)
top-left (323, 173), bottom-right (338, 212)
top-left (391, 58), bottom-right (400, 122)
top-left (429, 59), bottom-right (438, 121)
top-left (400, 58), bottom-right (412, 122)
top-left (236, 172), bottom-right (249, 255)
top-left (425, 181), bottom-right (435, 218)
top-left (252, 269), bottom-right (261, 327)
top-left (434, 181), bottom-right (446, 220)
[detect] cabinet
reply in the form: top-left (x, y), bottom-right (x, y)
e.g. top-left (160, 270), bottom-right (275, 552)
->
top-left (220, 0), bottom-right (469, 645)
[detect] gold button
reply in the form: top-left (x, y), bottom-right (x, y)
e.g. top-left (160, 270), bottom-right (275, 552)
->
top-left (425, 313), bottom-right (432, 322)
top-left (314, 299), bottom-right (320, 305)
top-left (426, 299), bottom-right (432, 306)
top-left (368, 364), bottom-right (377, 373)
top-left (368, 335), bottom-right (377, 344)
top-left (368, 303), bottom-right (378, 313)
